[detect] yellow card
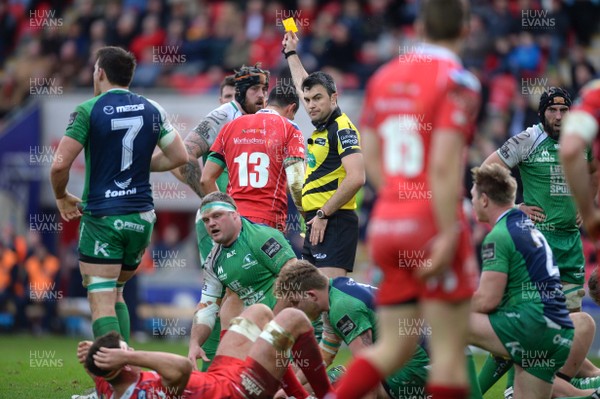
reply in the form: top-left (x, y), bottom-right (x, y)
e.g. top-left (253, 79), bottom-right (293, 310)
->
top-left (282, 17), bottom-right (298, 32)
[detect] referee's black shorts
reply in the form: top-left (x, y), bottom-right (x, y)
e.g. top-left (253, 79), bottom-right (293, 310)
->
top-left (302, 210), bottom-right (358, 272)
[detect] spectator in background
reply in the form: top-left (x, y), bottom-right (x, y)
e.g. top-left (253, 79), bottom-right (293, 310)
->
top-left (506, 31), bottom-right (542, 77)
top-left (130, 14), bottom-right (166, 61)
top-left (0, 1), bottom-right (18, 69)
top-left (245, 0), bottom-right (264, 42)
top-left (25, 242), bottom-right (60, 333)
top-left (109, 11), bottom-right (137, 50)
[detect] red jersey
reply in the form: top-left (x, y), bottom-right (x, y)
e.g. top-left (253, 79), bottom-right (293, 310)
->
top-left (94, 356), bottom-right (279, 399)
top-left (568, 79), bottom-right (600, 157)
top-left (208, 108), bottom-right (305, 228)
top-left (94, 370), bottom-right (219, 399)
top-left (361, 43), bottom-right (481, 219)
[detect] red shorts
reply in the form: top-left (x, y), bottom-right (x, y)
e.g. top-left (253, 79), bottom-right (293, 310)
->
top-left (191, 355), bottom-right (279, 399)
top-left (246, 216), bottom-right (285, 232)
top-left (369, 207), bottom-right (479, 305)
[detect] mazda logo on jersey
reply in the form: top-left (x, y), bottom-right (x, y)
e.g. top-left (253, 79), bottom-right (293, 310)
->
top-left (103, 105), bottom-right (114, 115)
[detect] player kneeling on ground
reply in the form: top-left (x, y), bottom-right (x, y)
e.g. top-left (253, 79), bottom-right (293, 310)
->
top-left (469, 164), bottom-right (600, 399)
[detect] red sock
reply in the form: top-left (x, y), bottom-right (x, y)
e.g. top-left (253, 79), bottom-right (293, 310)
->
top-left (427, 385), bottom-right (468, 399)
top-left (220, 329), bottom-right (227, 340)
top-left (292, 331), bottom-right (332, 399)
top-left (281, 366), bottom-right (310, 399)
top-left (334, 357), bottom-right (382, 399)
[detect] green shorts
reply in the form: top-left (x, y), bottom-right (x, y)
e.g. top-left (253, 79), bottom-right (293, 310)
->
top-left (489, 306), bottom-right (573, 383)
top-left (79, 211), bottom-right (156, 270)
top-left (542, 229), bottom-right (585, 286)
top-left (383, 346), bottom-right (429, 399)
top-left (195, 211), bottom-right (215, 264)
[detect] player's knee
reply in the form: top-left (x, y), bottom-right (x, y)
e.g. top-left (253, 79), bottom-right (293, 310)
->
top-left (240, 304), bottom-right (273, 329)
top-left (571, 311), bottom-right (596, 337)
top-left (275, 307), bottom-right (312, 335)
top-left (82, 275), bottom-right (118, 294)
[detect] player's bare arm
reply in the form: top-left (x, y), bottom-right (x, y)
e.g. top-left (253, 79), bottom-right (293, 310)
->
top-left (419, 129), bottom-right (464, 281)
top-left (282, 31), bottom-right (309, 111)
top-left (362, 129), bottom-right (383, 190)
top-left (284, 157), bottom-right (305, 212)
top-left (94, 347), bottom-right (192, 394)
top-left (150, 129), bottom-right (187, 172)
top-left (472, 271), bottom-right (507, 314)
top-left (307, 152), bottom-right (365, 245)
top-left (50, 135), bottom-right (83, 221)
top-left (561, 133), bottom-right (599, 236)
top-left (199, 159), bottom-right (224, 196)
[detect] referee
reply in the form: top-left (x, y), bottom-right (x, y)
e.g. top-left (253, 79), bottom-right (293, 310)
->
top-left (282, 31), bottom-right (365, 278)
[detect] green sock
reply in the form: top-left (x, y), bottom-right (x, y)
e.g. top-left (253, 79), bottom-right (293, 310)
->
top-left (478, 354), bottom-right (513, 394)
top-left (466, 348), bottom-right (483, 399)
top-left (115, 302), bottom-right (130, 344)
top-left (92, 316), bottom-right (120, 339)
top-left (506, 366), bottom-right (515, 389)
top-left (571, 376), bottom-right (600, 390)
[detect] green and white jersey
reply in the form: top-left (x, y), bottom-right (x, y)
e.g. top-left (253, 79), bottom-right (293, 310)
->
top-left (497, 123), bottom-right (592, 233)
top-left (481, 208), bottom-right (573, 328)
top-left (201, 217), bottom-right (295, 308)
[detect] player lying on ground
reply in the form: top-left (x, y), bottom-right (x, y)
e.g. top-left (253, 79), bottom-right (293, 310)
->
top-left (469, 164), bottom-right (599, 399)
top-left (77, 302), bottom-right (332, 399)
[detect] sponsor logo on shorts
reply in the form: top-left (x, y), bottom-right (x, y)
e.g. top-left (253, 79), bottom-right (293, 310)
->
top-left (553, 334), bottom-right (573, 348)
top-left (94, 241), bottom-right (110, 257)
top-left (337, 128), bottom-right (359, 150)
top-left (261, 238), bottom-right (283, 259)
top-left (113, 219), bottom-right (145, 232)
top-left (336, 315), bottom-right (357, 337)
top-left (313, 253), bottom-right (327, 260)
top-left (240, 372), bottom-right (264, 397)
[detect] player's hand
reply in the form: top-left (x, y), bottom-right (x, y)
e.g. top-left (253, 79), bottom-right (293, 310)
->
top-left (77, 341), bottom-right (93, 364)
top-left (188, 345), bottom-right (210, 371)
top-left (417, 229), bottom-right (459, 281)
top-left (56, 192), bottom-right (82, 221)
top-left (307, 217), bottom-right (327, 246)
top-left (93, 347), bottom-right (129, 370)
top-left (576, 212), bottom-right (583, 228)
top-left (282, 31), bottom-right (299, 53)
top-left (518, 204), bottom-right (545, 223)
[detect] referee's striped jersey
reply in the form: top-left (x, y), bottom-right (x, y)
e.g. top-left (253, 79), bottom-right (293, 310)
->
top-left (302, 107), bottom-right (361, 212)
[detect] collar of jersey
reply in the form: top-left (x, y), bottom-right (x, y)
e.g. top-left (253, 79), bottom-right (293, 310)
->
top-left (313, 106), bottom-right (342, 131)
top-left (257, 108), bottom-right (280, 116)
top-left (417, 42), bottom-right (461, 65)
top-left (105, 88), bottom-right (130, 93)
top-left (496, 207), bottom-right (516, 224)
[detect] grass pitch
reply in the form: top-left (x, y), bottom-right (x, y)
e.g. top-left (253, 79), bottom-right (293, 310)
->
top-left (0, 334), bottom-right (508, 398)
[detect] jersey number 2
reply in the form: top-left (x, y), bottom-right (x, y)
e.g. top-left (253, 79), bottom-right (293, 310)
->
top-left (234, 152), bottom-right (270, 188)
top-left (111, 116), bottom-right (143, 171)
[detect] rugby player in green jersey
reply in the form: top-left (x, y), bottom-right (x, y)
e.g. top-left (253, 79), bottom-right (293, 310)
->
top-left (51, 46), bottom-right (187, 343)
top-left (480, 87), bottom-right (599, 398)
top-left (469, 164), bottom-right (600, 399)
top-left (482, 87), bottom-right (594, 311)
top-left (275, 260), bottom-right (430, 399)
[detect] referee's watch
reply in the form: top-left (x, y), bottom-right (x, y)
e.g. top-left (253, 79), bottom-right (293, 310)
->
top-left (316, 209), bottom-right (328, 219)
